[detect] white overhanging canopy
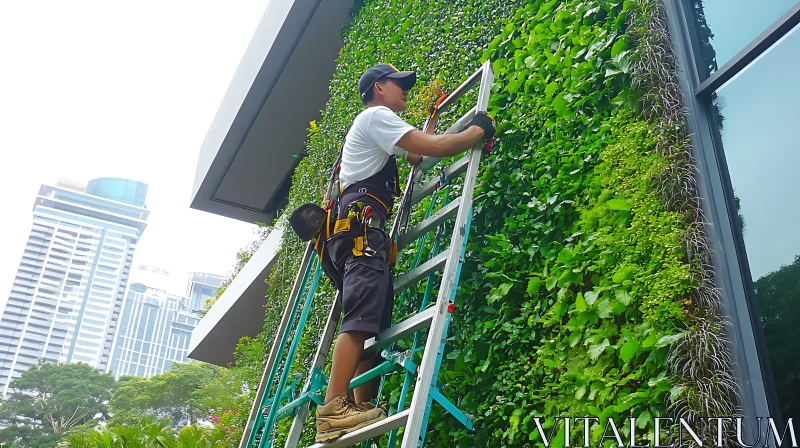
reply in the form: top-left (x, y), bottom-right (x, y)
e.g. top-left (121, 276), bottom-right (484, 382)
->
top-left (188, 0), bottom-right (355, 366)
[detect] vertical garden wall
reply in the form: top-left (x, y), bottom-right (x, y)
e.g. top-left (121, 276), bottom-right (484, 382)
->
top-left (229, 0), bottom-right (739, 446)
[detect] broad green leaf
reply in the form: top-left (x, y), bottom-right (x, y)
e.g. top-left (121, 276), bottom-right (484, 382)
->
top-left (641, 334), bottom-right (658, 348)
top-left (596, 299), bottom-right (613, 319)
top-left (510, 408), bottom-right (524, 432)
top-left (546, 275), bottom-right (558, 291)
top-left (489, 282), bottom-right (514, 304)
top-left (584, 6), bottom-right (600, 17)
top-left (557, 247), bottom-right (575, 264)
top-left (614, 288), bottom-right (632, 306)
top-left (552, 428), bottom-right (566, 448)
top-left (620, 341), bottom-right (638, 362)
top-left (525, 56), bottom-right (536, 68)
top-left (575, 292), bottom-right (587, 311)
top-left (636, 410), bottom-right (652, 429)
top-left (569, 331), bottom-right (582, 347)
top-left (611, 37), bottom-right (629, 58)
top-left (553, 95), bottom-right (569, 116)
top-left (588, 338), bottom-right (610, 360)
top-left (621, 328), bottom-right (637, 341)
top-left (575, 385), bottom-right (587, 399)
top-left (614, 395), bottom-right (645, 412)
top-left (545, 81), bottom-right (559, 97)
top-left (655, 333), bottom-right (684, 347)
top-left (612, 266), bottom-right (635, 283)
top-left (606, 199), bottom-right (631, 210)
top-left (584, 290), bottom-right (598, 306)
top-left (527, 277), bottom-right (543, 296)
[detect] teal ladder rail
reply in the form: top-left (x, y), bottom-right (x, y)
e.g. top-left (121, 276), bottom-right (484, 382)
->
top-left (240, 60), bottom-right (494, 448)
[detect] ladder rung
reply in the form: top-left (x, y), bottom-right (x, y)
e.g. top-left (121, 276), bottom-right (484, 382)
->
top-left (398, 197), bottom-right (462, 250)
top-left (414, 109), bottom-right (477, 175)
top-left (362, 306), bottom-right (436, 359)
top-left (305, 409), bottom-right (410, 448)
top-left (393, 250), bottom-right (448, 295)
top-left (442, 107), bottom-right (477, 135)
top-left (409, 156), bottom-right (470, 207)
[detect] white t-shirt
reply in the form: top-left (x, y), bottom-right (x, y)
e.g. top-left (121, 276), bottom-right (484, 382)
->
top-left (339, 106), bottom-right (415, 190)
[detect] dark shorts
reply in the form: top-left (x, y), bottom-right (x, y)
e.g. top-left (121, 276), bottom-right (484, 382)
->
top-left (327, 193), bottom-right (395, 336)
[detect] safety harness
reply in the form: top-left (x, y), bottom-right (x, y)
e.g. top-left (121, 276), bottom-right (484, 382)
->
top-left (324, 150), bottom-right (400, 264)
top-left (290, 134), bottom-right (401, 290)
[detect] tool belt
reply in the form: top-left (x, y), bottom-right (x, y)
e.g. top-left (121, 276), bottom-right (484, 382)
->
top-left (332, 197), bottom-right (395, 263)
top-left (289, 156), bottom-right (400, 290)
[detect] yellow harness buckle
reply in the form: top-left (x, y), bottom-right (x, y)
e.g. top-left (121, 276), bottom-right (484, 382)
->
top-left (334, 218), bottom-right (351, 234)
top-left (352, 236), bottom-right (365, 257)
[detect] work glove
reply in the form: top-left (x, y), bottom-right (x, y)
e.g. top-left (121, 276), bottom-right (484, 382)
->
top-left (469, 112), bottom-right (495, 140)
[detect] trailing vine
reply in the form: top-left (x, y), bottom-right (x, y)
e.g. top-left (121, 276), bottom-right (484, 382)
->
top-left (627, 0), bottom-right (740, 432)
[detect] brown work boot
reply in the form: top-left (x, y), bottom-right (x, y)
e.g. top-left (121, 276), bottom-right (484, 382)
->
top-left (358, 400), bottom-right (387, 411)
top-left (345, 390), bottom-right (386, 412)
top-left (315, 395), bottom-right (386, 443)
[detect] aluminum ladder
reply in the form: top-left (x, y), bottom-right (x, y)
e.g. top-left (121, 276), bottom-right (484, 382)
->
top-left (240, 60), bottom-right (493, 448)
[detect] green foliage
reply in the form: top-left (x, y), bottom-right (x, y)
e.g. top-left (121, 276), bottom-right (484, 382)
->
top-left (225, 0), bottom-right (730, 446)
top-left (230, 0), bottom-right (523, 443)
top-left (61, 418), bottom-right (224, 448)
top-left (754, 255), bottom-right (800, 418)
top-left (109, 362), bottom-right (222, 428)
top-left (0, 360), bottom-right (236, 447)
top-left (0, 361), bottom-right (115, 447)
top-left (627, 0), bottom-right (737, 430)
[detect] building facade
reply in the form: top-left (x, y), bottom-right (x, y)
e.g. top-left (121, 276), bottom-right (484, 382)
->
top-left (107, 283), bottom-right (199, 379)
top-left (666, 0), bottom-right (800, 422)
top-left (0, 178), bottom-right (148, 396)
top-left (185, 272), bottom-right (224, 314)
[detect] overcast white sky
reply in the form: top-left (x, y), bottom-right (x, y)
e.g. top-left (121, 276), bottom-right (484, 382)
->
top-left (0, 1), bottom-right (271, 303)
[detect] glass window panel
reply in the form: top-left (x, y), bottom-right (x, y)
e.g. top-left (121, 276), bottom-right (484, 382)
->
top-left (712, 24), bottom-right (800, 418)
top-left (688, 0), bottom-right (798, 79)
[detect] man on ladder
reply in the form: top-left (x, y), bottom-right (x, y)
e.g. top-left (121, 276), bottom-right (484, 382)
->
top-left (314, 63), bottom-right (495, 444)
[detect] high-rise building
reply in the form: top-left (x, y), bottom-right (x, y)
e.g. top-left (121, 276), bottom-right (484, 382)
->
top-left (185, 272), bottom-right (224, 313)
top-left (107, 284), bottom-right (199, 379)
top-left (0, 178), bottom-right (148, 396)
top-left (130, 263), bottom-right (175, 293)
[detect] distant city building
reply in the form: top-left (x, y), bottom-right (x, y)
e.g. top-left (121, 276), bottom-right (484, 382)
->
top-left (0, 178), bottom-right (148, 396)
top-left (129, 263), bottom-right (175, 293)
top-left (185, 272), bottom-right (224, 313)
top-left (107, 283), bottom-right (199, 379)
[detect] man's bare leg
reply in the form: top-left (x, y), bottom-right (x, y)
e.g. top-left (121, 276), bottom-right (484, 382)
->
top-left (352, 359), bottom-right (378, 404)
top-left (325, 330), bottom-right (370, 403)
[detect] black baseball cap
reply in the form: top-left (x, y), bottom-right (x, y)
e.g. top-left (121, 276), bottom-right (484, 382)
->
top-left (358, 63), bottom-right (417, 100)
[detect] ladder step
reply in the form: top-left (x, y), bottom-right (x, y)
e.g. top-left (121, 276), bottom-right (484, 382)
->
top-left (305, 409), bottom-right (410, 448)
top-left (362, 306), bottom-right (436, 359)
top-left (398, 197), bottom-right (462, 250)
top-left (409, 156), bottom-right (470, 207)
top-left (393, 250), bottom-right (448, 295)
top-left (415, 109), bottom-right (477, 174)
top-left (442, 107), bottom-right (477, 135)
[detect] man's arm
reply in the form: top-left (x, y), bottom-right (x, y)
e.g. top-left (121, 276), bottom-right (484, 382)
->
top-left (397, 126), bottom-right (485, 159)
top-left (405, 114), bottom-right (441, 166)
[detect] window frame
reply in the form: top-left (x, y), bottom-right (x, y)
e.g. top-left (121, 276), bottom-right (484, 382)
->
top-left (663, 0), bottom-right (800, 428)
